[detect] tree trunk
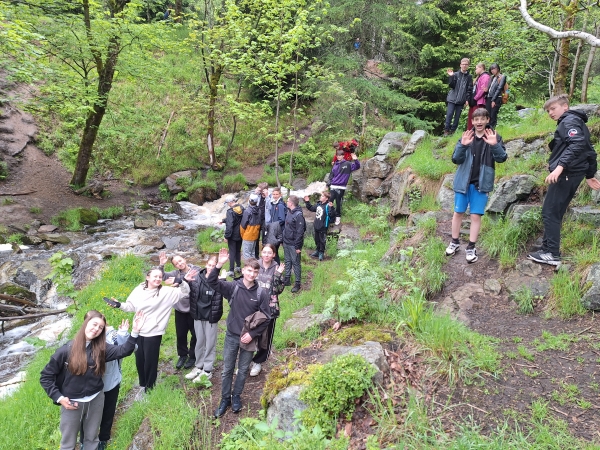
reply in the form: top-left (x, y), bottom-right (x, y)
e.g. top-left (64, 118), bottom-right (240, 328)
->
top-left (569, 16), bottom-right (587, 98)
top-left (581, 27), bottom-right (600, 103)
top-left (175, 0), bottom-right (182, 23)
top-left (274, 88), bottom-right (281, 188)
top-left (207, 65), bottom-right (222, 169)
top-left (552, 0), bottom-right (578, 95)
top-left (289, 53), bottom-right (300, 186)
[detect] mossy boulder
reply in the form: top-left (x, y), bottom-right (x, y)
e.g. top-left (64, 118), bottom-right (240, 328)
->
top-left (78, 208), bottom-right (100, 226)
top-left (0, 282), bottom-right (37, 302)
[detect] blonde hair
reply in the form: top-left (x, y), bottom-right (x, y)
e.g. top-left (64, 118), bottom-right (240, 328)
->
top-left (544, 94), bottom-right (569, 111)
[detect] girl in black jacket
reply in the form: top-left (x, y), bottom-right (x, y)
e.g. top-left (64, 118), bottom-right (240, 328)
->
top-left (40, 310), bottom-right (144, 450)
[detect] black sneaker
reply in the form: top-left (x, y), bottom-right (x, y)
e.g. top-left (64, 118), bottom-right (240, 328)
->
top-left (232, 394), bottom-right (242, 413)
top-left (183, 357), bottom-right (196, 370)
top-left (175, 356), bottom-right (187, 370)
top-left (214, 397), bottom-right (231, 418)
top-left (291, 284), bottom-right (301, 293)
top-left (318, 252), bottom-right (324, 261)
top-left (527, 251), bottom-right (560, 266)
top-left (310, 251), bottom-right (319, 258)
top-left (283, 278), bottom-right (291, 286)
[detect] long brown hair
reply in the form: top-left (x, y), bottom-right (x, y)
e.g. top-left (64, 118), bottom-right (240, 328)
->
top-left (68, 310), bottom-right (107, 376)
top-left (143, 268), bottom-right (163, 297)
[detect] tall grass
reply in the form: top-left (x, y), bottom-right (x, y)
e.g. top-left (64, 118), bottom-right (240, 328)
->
top-left (548, 268), bottom-right (586, 318)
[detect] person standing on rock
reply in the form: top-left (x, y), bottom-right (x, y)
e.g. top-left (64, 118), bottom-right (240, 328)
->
top-left (304, 191), bottom-right (336, 261)
top-left (467, 62), bottom-right (490, 130)
top-left (240, 193), bottom-right (261, 260)
top-left (329, 149), bottom-right (360, 225)
top-left (282, 195), bottom-right (306, 293)
top-left (158, 252), bottom-right (198, 370)
top-left (485, 63), bottom-right (507, 129)
top-left (445, 108), bottom-right (507, 263)
top-left (444, 58), bottom-right (473, 137)
top-left (254, 182), bottom-right (269, 258)
top-left (527, 95), bottom-right (600, 266)
top-left (223, 195), bottom-right (244, 277)
top-left (263, 187), bottom-right (287, 264)
top-left (208, 249), bottom-right (271, 418)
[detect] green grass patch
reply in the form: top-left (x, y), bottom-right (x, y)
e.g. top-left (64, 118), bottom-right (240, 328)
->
top-left (533, 330), bottom-right (579, 352)
top-left (196, 227), bottom-right (224, 254)
top-left (397, 136), bottom-right (455, 180)
top-left (548, 268), bottom-right (586, 318)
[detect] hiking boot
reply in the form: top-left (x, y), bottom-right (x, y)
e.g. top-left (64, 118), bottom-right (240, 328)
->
top-left (310, 251), bottom-right (319, 258)
top-left (291, 283), bottom-right (301, 294)
top-left (445, 241), bottom-right (460, 256)
top-left (283, 278), bottom-right (291, 286)
top-left (183, 357), bottom-right (196, 370)
top-left (465, 247), bottom-right (478, 264)
top-left (249, 362), bottom-right (262, 377)
top-left (214, 397), bottom-right (231, 418)
top-left (175, 356), bottom-right (187, 370)
top-left (335, 217), bottom-right (341, 226)
top-left (232, 394), bottom-right (242, 413)
top-left (527, 251), bottom-right (560, 266)
top-left (318, 252), bottom-right (324, 261)
top-left (185, 367), bottom-right (203, 380)
top-left (192, 370), bottom-right (213, 383)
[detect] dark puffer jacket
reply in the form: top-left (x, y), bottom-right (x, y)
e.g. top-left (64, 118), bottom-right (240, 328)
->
top-left (548, 109), bottom-right (598, 178)
top-left (224, 204), bottom-right (244, 241)
top-left (189, 268), bottom-right (223, 323)
top-left (447, 70), bottom-right (473, 105)
top-left (282, 207), bottom-right (306, 250)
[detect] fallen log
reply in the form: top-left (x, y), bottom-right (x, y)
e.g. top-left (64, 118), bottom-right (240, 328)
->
top-left (0, 190), bottom-right (37, 196)
top-left (0, 308), bottom-right (68, 321)
top-left (0, 294), bottom-right (37, 307)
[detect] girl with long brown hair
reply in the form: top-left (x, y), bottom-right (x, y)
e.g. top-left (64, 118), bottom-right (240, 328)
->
top-left (40, 310), bottom-right (144, 450)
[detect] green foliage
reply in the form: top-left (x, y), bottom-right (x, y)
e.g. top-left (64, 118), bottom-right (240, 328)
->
top-left (222, 173), bottom-right (247, 192)
top-left (300, 354), bottom-right (376, 437)
top-left (397, 137), bottom-right (455, 180)
top-left (0, 160), bottom-right (8, 180)
top-left (29, 206), bottom-right (42, 214)
top-left (1, 196), bottom-right (15, 205)
top-left (91, 205), bottom-right (124, 219)
top-left (45, 251), bottom-right (76, 300)
top-left (51, 207), bottom-right (103, 231)
top-left (6, 233), bottom-right (23, 245)
top-left (196, 227), bottom-right (224, 254)
top-left (549, 268), bottom-right (586, 318)
top-left (511, 286), bottom-right (536, 315)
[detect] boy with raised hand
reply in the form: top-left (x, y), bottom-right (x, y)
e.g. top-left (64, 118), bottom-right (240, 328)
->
top-left (208, 248), bottom-right (271, 418)
top-left (329, 149), bottom-right (360, 225)
top-left (445, 108), bottom-right (507, 263)
top-left (304, 191), bottom-right (336, 261)
top-left (527, 95), bottom-right (600, 265)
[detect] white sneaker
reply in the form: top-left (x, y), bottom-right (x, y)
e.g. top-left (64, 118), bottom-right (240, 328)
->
top-left (445, 241), bottom-right (460, 256)
top-left (192, 370), bottom-right (213, 383)
top-left (185, 367), bottom-right (203, 380)
top-left (465, 247), bottom-right (478, 263)
top-left (335, 217), bottom-right (341, 226)
top-left (249, 362), bottom-right (262, 377)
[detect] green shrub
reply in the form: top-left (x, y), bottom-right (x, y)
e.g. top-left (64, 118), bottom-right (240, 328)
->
top-left (512, 286), bottom-right (536, 314)
top-left (0, 160), bottom-right (8, 180)
top-left (91, 205), bottom-right (124, 219)
top-left (222, 173), bottom-right (247, 192)
top-left (196, 227), bottom-right (224, 254)
top-left (549, 268), bottom-right (585, 318)
top-left (51, 207), bottom-right (100, 230)
top-left (300, 354), bottom-right (376, 437)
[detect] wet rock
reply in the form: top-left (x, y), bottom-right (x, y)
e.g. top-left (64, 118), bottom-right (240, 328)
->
top-left (0, 282), bottom-right (37, 302)
top-left (581, 263), bottom-right (600, 310)
top-left (165, 170), bottom-right (197, 194)
top-left (266, 385), bottom-right (307, 433)
top-left (484, 278), bottom-right (502, 295)
top-left (85, 226), bottom-right (108, 234)
top-left (38, 233), bottom-right (71, 244)
top-left (20, 235), bottom-right (43, 245)
top-left (38, 225), bottom-right (58, 233)
top-left (133, 215), bottom-right (156, 229)
top-left (189, 185), bottom-right (218, 205)
top-left (79, 208), bottom-right (100, 226)
top-left (374, 132), bottom-right (409, 162)
top-left (486, 175), bottom-right (537, 214)
top-left (283, 305), bottom-right (326, 333)
top-left (570, 206), bottom-right (600, 226)
top-left (317, 341), bottom-right (389, 385)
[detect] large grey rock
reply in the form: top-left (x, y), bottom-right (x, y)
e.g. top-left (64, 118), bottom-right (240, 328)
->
top-left (570, 104), bottom-right (600, 117)
top-left (0, 282), bottom-right (37, 302)
top-left (389, 169), bottom-right (415, 217)
top-left (402, 130), bottom-right (427, 156)
top-left (283, 306), bottom-right (326, 333)
top-left (504, 271), bottom-right (550, 298)
top-left (570, 207), bottom-right (600, 226)
top-left (437, 174), bottom-right (455, 211)
top-left (486, 175), bottom-right (537, 213)
top-left (165, 170), bottom-right (197, 194)
top-left (317, 341), bottom-right (389, 385)
top-left (437, 283), bottom-right (484, 326)
top-left (581, 263), bottom-right (600, 310)
top-left (518, 108), bottom-right (538, 118)
top-left (38, 233), bottom-right (71, 244)
top-left (266, 385), bottom-right (307, 433)
top-left (37, 225), bottom-right (58, 233)
top-left (374, 132), bottom-right (409, 162)
top-left (507, 204), bottom-right (541, 224)
top-left (504, 139), bottom-right (546, 159)
top-left (516, 259), bottom-right (542, 278)
top-left (361, 158), bottom-right (393, 179)
top-left (591, 175), bottom-right (600, 204)
top-left (133, 215), bottom-right (156, 229)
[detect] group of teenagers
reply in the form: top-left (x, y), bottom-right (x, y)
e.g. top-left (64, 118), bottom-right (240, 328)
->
top-left (444, 57), bottom-right (508, 136)
top-left (38, 143), bottom-right (362, 450)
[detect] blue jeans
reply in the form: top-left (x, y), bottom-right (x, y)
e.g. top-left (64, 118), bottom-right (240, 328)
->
top-left (221, 331), bottom-right (254, 400)
top-left (445, 102), bottom-right (464, 132)
top-left (283, 244), bottom-right (301, 284)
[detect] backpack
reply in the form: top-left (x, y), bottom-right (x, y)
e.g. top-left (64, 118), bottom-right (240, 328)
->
top-left (502, 80), bottom-right (509, 105)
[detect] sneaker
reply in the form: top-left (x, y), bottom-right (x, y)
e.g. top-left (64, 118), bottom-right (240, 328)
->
top-left (192, 370), bottom-right (213, 383)
top-left (98, 442), bottom-right (107, 450)
top-left (291, 284), bottom-right (301, 293)
top-left (283, 278), bottom-right (291, 287)
top-left (318, 252), bottom-right (324, 261)
top-left (214, 397), bottom-right (231, 418)
top-left (134, 387), bottom-right (146, 402)
top-left (465, 247), bottom-right (478, 263)
top-left (310, 251), bottom-right (319, 258)
top-left (527, 251), bottom-right (560, 266)
top-left (445, 241), bottom-right (460, 256)
top-left (232, 394), bottom-right (242, 413)
top-left (234, 267), bottom-right (242, 276)
top-left (183, 357), bottom-right (196, 370)
top-left (225, 271), bottom-right (234, 278)
top-left (175, 356), bottom-right (187, 370)
top-left (185, 367), bottom-right (203, 380)
top-left (335, 217), bottom-right (341, 226)
top-left (249, 362), bottom-right (262, 377)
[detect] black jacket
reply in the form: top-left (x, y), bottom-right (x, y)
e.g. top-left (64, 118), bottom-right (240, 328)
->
top-left (207, 265), bottom-right (271, 338)
top-left (548, 109), bottom-right (598, 178)
top-left (40, 335), bottom-right (138, 404)
top-left (487, 74), bottom-right (507, 103)
top-left (305, 200), bottom-right (336, 231)
top-left (189, 268), bottom-right (224, 323)
top-left (282, 206), bottom-right (305, 250)
top-left (447, 70), bottom-right (473, 105)
top-left (224, 204), bottom-right (244, 241)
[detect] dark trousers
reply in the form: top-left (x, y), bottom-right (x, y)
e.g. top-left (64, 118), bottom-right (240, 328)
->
top-left (227, 239), bottom-right (242, 271)
top-left (221, 332), bottom-right (254, 399)
top-left (135, 334), bottom-right (162, 391)
top-left (541, 174), bottom-right (584, 256)
top-left (253, 318), bottom-right (276, 364)
top-left (444, 102), bottom-right (464, 132)
top-left (485, 98), bottom-right (502, 128)
top-left (330, 188), bottom-right (346, 219)
top-left (283, 244), bottom-right (301, 284)
top-left (314, 229), bottom-right (327, 253)
top-left (174, 310), bottom-right (196, 358)
top-left (80, 383), bottom-right (120, 443)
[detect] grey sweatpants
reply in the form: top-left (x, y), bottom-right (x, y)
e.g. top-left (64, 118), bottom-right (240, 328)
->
top-left (60, 391), bottom-right (105, 450)
top-left (193, 320), bottom-right (219, 372)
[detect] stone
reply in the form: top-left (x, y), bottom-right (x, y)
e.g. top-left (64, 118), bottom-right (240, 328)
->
top-left (291, 178), bottom-right (307, 190)
top-left (361, 158), bottom-right (393, 179)
top-left (165, 170), bottom-right (197, 194)
top-left (336, 224), bottom-right (360, 251)
top-left (504, 139), bottom-right (526, 159)
top-left (581, 263), bottom-right (600, 310)
top-left (38, 233), bottom-right (71, 244)
top-left (389, 169), bottom-right (415, 217)
top-left (266, 385), bottom-right (307, 433)
top-left (85, 226), bottom-right (108, 234)
top-left (79, 208), bottom-right (99, 226)
top-left (283, 305), bottom-right (326, 333)
top-left (401, 130), bottom-right (427, 156)
top-left (162, 236), bottom-right (182, 250)
top-left (517, 108), bottom-right (538, 118)
top-left (570, 207), bottom-right (600, 226)
top-left (374, 132), bottom-right (409, 162)
top-left (140, 237), bottom-right (166, 249)
top-left (133, 216), bottom-right (155, 229)
top-left (436, 283), bottom-right (484, 326)
top-left (436, 174), bottom-right (455, 211)
top-left (360, 178), bottom-right (384, 198)
top-left (486, 175), bottom-right (537, 213)
top-left (38, 225), bottom-right (58, 233)
top-left (317, 341), bottom-right (389, 385)
top-left (483, 278), bottom-right (502, 295)
top-left (507, 204), bottom-right (541, 224)
top-left (570, 104), bottom-right (600, 117)
top-left (189, 186), bottom-right (218, 205)
top-left (504, 271), bottom-right (550, 298)
top-left (0, 282), bottom-right (37, 302)
top-left (516, 259), bottom-right (542, 277)
top-left (20, 235), bottom-right (43, 246)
